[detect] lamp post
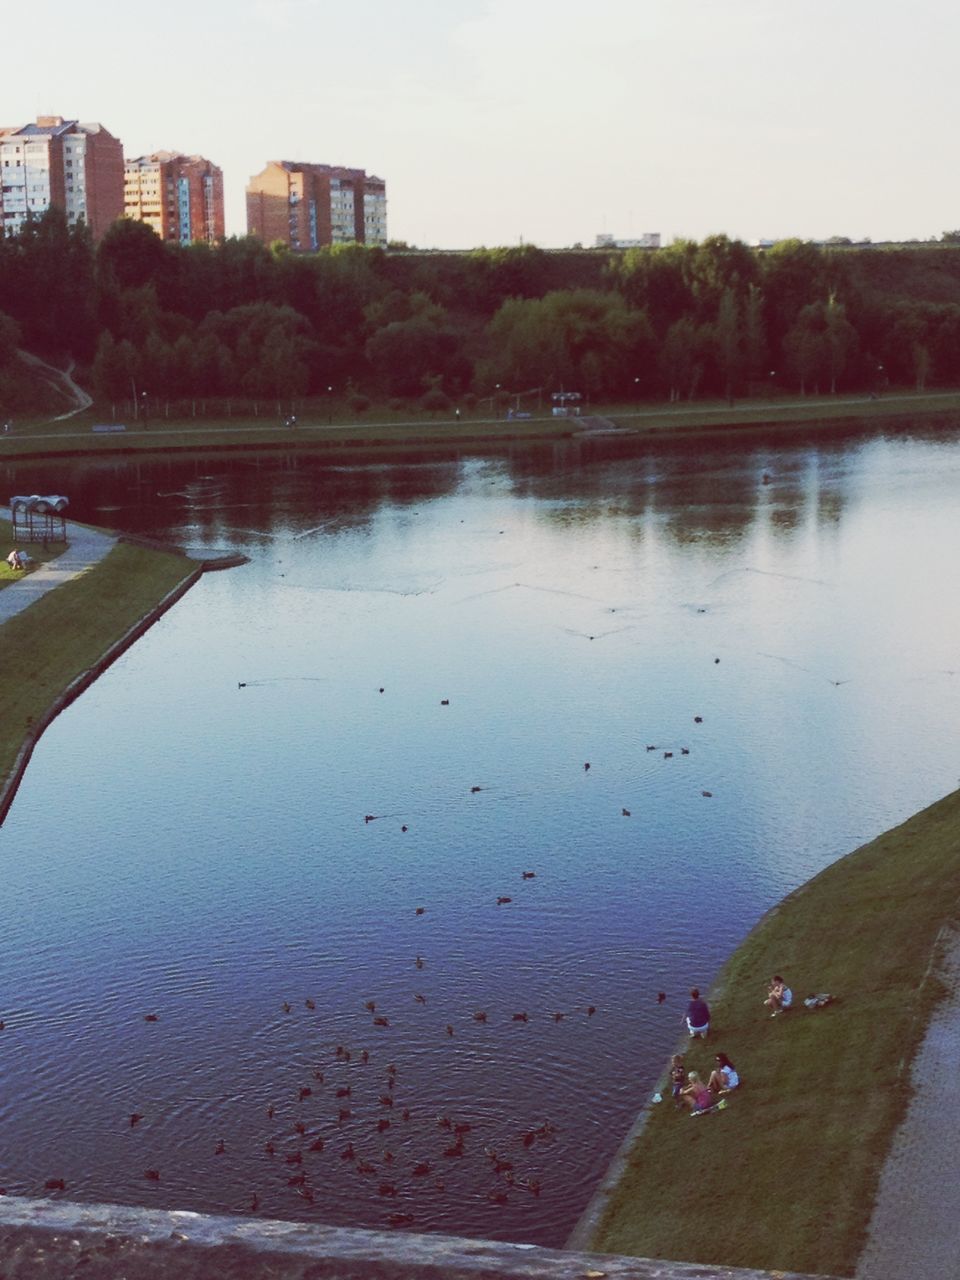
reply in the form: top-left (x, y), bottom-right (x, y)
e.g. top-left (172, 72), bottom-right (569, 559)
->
top-left (327, 385), bottom-right (333, 425)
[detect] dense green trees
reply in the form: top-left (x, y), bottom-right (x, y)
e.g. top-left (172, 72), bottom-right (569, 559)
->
top-left (5, 209), bottom-right (960, 410)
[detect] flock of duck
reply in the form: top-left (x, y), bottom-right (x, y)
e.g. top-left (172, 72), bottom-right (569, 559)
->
top-left (4, 691), bottom-right (713, 1227)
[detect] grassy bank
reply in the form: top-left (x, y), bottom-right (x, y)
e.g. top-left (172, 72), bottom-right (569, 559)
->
top-left (0, 541), bottom-right (197, 795)
top-left (2, 389), bottom-right (960, 460)
top-left (588, 788), bottom-right (960, 1276)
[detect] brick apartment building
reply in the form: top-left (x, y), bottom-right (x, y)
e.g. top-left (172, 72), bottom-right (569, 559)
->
top-left (124, 152), bottom-right (225, 245)
top-left (246, 161), bottom-right (387, 251)
top-left (0, 116), bottom-right (124, 241)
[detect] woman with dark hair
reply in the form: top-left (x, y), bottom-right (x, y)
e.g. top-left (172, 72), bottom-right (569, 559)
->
top-left (708, 1052), bottom-right (740, 1094)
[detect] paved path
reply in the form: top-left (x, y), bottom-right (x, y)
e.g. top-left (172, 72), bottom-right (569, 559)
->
top-left (0, 506), bottom-right (117, 624)
top-left (856, 923), bottom-right (960, 1278)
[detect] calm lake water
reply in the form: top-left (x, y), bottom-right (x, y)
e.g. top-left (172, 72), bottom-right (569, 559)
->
top-left (2, 426), bottom-right (960, 1244)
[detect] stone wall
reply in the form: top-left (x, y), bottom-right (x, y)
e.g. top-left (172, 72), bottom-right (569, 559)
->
top-left (0, 1196), bottom-right (841, 1280)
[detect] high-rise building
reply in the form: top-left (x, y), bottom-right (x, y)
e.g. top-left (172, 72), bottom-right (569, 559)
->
top-left (124, 152), bottom-right (225, 245)
top-left (246, 161), bottom-right (387, 252)
top-left (0, 116), bottom-right (124, 240)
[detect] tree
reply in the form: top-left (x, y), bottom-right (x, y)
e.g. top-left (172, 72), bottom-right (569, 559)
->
top-left (98, 218), bottom-right (169, 290)
top-left (660, 317), bottom-right (705, 401)
top-left (0, 310), bottom-right (20, 367)
top-left (823, 295), bottom-right (857, 393)
top-left (783, 306), bottom-right (828, 394)
top-left (365, 315), bottom-right (465, 397)
top-left (715, 288), bottom-right (742, 399)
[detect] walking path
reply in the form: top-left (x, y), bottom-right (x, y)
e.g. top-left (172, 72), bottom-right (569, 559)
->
top-left (0, 506), bottom-right (117, 623)
top-left (855, 922), bottom-right (960, 1278)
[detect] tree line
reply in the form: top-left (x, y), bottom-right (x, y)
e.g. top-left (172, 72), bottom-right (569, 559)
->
top-left (3, 211), bottom-right (960, 413)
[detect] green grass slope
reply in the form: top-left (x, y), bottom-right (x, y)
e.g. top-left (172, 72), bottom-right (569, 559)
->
top-left (590, 788), bottom-right (960, 1276)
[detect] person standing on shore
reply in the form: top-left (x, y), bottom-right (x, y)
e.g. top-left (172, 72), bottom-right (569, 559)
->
top-left (685, 988), bottom-right (710, 1039)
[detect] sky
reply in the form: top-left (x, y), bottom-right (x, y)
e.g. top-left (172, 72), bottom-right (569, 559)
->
top-left (3, 0), bottom-right (959, 249)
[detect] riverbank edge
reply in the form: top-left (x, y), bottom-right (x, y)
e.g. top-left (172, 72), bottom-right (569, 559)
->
top-left (3, 397), bottom-right (960, 463)
top-left (566, 791), bottom-right (960, 1273)
top-left (0, 541), bottom-right (248, 826)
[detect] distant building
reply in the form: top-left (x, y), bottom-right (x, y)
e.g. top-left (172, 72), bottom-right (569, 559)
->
top-left (124, 152), bottom-right (225, 244)
top-left (595, 232), bottom-right (661, 250)
top-left (246, 161), bottom-right (387, 251)
top-left (0, 116), bottom-right (124, 241)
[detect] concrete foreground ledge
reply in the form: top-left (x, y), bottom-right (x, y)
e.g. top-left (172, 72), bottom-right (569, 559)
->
top-left (0, 1196), bottom-right (840, 1280)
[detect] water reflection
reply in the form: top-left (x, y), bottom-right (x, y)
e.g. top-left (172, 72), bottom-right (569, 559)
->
top-left (2, 427), bottom-right (960, 1245)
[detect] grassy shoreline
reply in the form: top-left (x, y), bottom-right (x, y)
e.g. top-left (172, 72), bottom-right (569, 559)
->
top-left (0, 541), bottom-right (199, 816)
top-left (585, 788), bottom-right (960, 1277)
top-left (1, 389), bottom-right (960, 461)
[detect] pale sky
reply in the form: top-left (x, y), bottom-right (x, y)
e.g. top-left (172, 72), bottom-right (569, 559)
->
top-left (4, 0), bottom-right (958, 248)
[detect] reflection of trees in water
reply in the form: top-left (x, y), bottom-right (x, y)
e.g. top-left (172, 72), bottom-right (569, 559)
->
top-left (2, 430), bottom-right (860, 549)
top-left (504, 432), bottom-right (857, 549)
top-left (2, 449), bottom-right (463, 546)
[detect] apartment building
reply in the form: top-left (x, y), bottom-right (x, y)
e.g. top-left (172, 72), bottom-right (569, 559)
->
top-left (0, 116), bottom-right (124, 240)
top-left (246, 161), bottom-right (387, 251)
top-left (124, 152), bottom-right (225, 244)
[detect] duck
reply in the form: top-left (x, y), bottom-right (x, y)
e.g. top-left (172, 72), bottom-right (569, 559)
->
top-left (473, 1010), bottom-right (488, 1023)
top-left (497, 895), bottom-right (512, 905)
top-left (622, 808), bottom-right (631, 817)
top-left (522, 871), bottom-right (536, 879)
top-left (44, 1178), bottom-right (66, 1191)
top-left (512, 1012), bottom-right (528, 1022)
top-left (305, 998), bottom-right (315, 1010)
top-left (309, 1136), bottom-right (325, 1152)
top-left (144, 1170), bottom-right (160, 1182)
top-left (215, 1140), bottom-right (226, 1155)
top-left (143, 1014), bottom-right (159, 1023)
top-left (373, 1015), bottom-right (390, 1027)
top-left (298, 1086), bottom-right (312, 1101)
top-left (129, 1113), bottom-right (143, 1128)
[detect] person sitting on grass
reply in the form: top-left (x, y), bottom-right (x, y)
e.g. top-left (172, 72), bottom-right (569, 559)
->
top-left (6, 548), bottom-right (23, 571)
top-left (764, 975), bottom-right (793, 1017)
top-left (669, 1054), bottom-right (687, 1108)
top-left (679, 1070), bottom-right (715, 1113)
top-left (685, 987), bottom-right (710, 1039)
top-left (708, 1052), bottom-right (740, 1094)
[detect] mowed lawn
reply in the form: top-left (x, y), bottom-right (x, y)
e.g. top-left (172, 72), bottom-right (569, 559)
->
top-left (0, 541), bottom-right (196, 792)
top-left (590, 788), bottom-right (960, 1277)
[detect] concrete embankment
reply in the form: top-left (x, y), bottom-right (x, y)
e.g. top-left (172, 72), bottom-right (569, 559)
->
top-left (0, 530), bottom-right (248, 825)
top-left (0, 1195), bottom-right (843, 1280)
